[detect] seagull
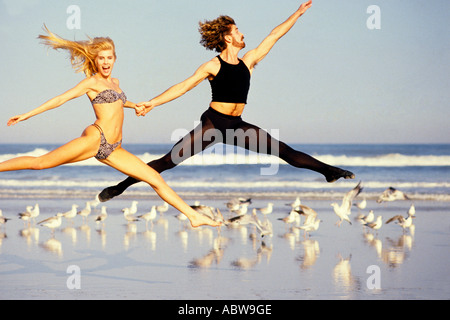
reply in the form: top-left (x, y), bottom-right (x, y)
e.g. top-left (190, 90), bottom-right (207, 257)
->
top-left (0, 210), bottom-right (11, 227)
top-left (89, 195), bottom-right (101, 208)
top-left (359, 210), bottom-right (375, 225)
top-left (191, 205), bottom-right (224, 222)
top-left (62, 204), bottom-right (78, 223)
top-left (331, 181), bottom-right (363, 227)
top-left (228, 211), bottom-right (273, 237)
top-left (295, 204), bottom-right (321, 238)
top-left (138, 206), bottom-right (157, 229)
top-left (37, 213), bottom-right (63, 235)
top-left (407, 204), bottom-right (416, 216)
top-left (377, 187), bottom-right (410, 203)
top-left (231, 202), bottom-right (250, 216)
top-left (298, 219), bottom-right (322, 238)
top-left (30, 203), bottom-right (40, 222)
top-left (286, 196), bottom-right (301, 209)
top-left (77, 202), bottom-right (92, 222)
top-left (386, 213), bottom-right (415, 232)
top-left (174, 212), bottom-right (189, 226)
top-left (278, 209), bottom-right (301, 227)
top-left (364, 215), bottom-right (383, 233)
top-left (354, 198), bottom-right (367, 210)
top-left (156, 201), bottom-right (169, 214)
top-left (123, 201), bottom-right (139, 215)
top-left (254, 203), bottom-right (274, 216)
top-left (18, 206), bottom-right (33, 226)
top-left (226, 197), bottom-right (252, 210)
top-left (123, 208), bottom-right (139, 223)
top-left (95, 206), bottom-right (108, 225)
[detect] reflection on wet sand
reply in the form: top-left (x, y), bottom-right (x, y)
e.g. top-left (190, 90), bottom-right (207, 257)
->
top-left (190, 236), bottom-right (229, 268)
top-left (363, 231), bottom-right (415, 268)
top-left (231, 241), bottom-right (273, 270)
top-left (2, 197), bottom-right (426, 301)
top-left (297, 239), bottom-right (320, 270)
top-left (19, 227), bottom-right (40, 246)
top-left (124, 223), bottom-right (138, 250)
top-left (40, 237), bottom-right (62, 257)
top-left (332, 254), bottom-right (361, 296)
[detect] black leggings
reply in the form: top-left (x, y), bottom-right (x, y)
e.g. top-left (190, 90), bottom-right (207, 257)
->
top-left (118, 107), bottom-right (346, 188)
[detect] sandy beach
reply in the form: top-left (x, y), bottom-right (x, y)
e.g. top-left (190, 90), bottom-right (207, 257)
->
top-left (1, 195), bottom-right (449, 301)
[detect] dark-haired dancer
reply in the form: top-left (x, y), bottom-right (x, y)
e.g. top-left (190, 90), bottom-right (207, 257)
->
top-left (99, 0), bottom-right (354, 202)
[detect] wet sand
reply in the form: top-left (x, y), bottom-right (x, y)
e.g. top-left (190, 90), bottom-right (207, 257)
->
top-left (0, 197), bottom-right (449, 300)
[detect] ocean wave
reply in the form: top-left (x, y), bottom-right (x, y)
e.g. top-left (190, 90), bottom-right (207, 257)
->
top-left (1, 178), bottom-right (449, 190)
top-left (1, 148), bottom-right (450, 167)
top-left (0, 187), bottom-right (449, 202)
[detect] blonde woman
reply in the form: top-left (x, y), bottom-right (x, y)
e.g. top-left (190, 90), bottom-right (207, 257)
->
top-left (3, 26), bottom-right (220, 228)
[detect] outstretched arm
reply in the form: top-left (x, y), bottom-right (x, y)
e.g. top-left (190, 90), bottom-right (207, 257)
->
top-left (243, 0), bottom-right (312, 70)
top-left (7, 77), bottom-right (93, 126)
top-left (136, 60), bottom-right (217, 116)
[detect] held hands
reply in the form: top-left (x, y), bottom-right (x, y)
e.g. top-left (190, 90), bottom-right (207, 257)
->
top-left (134, 101), bottom-right (154, 117)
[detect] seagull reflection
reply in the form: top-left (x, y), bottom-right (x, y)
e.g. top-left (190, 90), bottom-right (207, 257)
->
top-left (141, 229), bottom-right (157, 251)
top-left (280, 229), bottom-right (300, 251)
top-left (40, 237), bottom-right (63, 257)
top-left (190, 236), bottom-right (229, 268)
top-left (176, 229), bottom-right (189, 252)
top-left (155, 216), bottom-right (169, 240)
top-left (380, 235), bottom-right (413, 268)
top-left (231, 256), bottom-right (261, 269)
top-left (78, 224), bottom-right (92, 244)
top-left (123, 223), bottom-right (138, 250)
top-left (191, 248), bottom-right (224, 268)
top-left (257, 241), bottom-right (273, 264)
top-left (96, 228), bottom-right (107, 249)
top-left (61, 226), bottom-right (78, 245)
top-left (333, 254), bottom-right (358, 293)
top-left (381, 247), bottom-right (406, 268)
top-left (297, 239), bottom-right (320, 270)
top-left (19, 227), bottom-right (40, 247)
top-left (0, 232), bottom-right (6, 247)
top-left (362, 232), bottom-right (383, 258)
top-left (231, 241), bottom-right (272, 270)
top-left (362, 233), bottom-right (414, 268)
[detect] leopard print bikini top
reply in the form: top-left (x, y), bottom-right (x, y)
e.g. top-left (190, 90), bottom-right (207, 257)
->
top-left (91, 89), bottom-right (127, 105)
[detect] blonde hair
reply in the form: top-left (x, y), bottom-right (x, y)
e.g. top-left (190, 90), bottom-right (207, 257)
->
top-left (199, 16), bottom-right (236, 53)
top-left (38, 25), bottom-right (116, 77)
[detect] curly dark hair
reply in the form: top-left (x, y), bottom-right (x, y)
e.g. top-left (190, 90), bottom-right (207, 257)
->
top-left (198, 15), bottom-right (236, 53)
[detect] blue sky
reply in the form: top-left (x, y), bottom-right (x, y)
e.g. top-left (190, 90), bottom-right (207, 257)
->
top-left (1, 0), bottom-right (449, 144)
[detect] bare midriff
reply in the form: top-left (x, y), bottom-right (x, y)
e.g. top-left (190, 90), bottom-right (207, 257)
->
top-left (210, 101), bottom-right (246, 117)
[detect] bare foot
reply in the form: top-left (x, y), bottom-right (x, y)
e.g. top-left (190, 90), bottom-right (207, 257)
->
top-left (188, 213), bottom-right (222, 228)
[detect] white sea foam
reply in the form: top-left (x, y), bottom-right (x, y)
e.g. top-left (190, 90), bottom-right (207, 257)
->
top-left (1, 178), bottom-right (449, 191)
top-left (2, 148), bottom-right (450, 167)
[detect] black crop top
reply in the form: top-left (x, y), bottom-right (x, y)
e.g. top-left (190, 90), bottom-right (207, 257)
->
top-left (209, 55), bottom-right (251, 104)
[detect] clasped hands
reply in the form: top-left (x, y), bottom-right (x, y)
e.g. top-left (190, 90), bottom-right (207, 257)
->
top-left (134, 101), bottom-right (153, 117)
